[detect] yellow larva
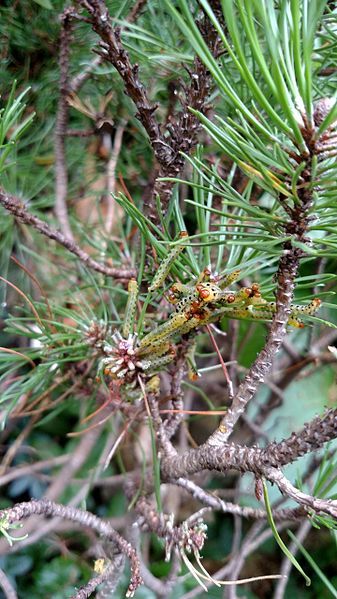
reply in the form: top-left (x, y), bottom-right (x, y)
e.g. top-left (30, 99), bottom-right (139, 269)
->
top-left (195, 282), bottom-right (225, 303)
top-left (290, 298), bottom-right (321, 316)
top-left (139, 312), bottom-right (188, 348)
top-left (148, 231), bottom-right (188, 291)
top-left (218, 298), bottom-right (321, 327)
top-left (137, 340), bottom-right (170, 359)
top-left (141, 351), bottom-right (175, 371)
top-left (122, 278), bottom-right (138, 338)
top-left (176, 316), bottom-right (205, 336)
top-left (186, 338), bottom-right (199, 381)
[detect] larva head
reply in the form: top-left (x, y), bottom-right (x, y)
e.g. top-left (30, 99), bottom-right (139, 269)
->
top-left (167, 283), bottom-right (185, 305)
top-left (167, 289), bottom-right (179, 304)
top-left (251, 283), bottom-right (261, 295)
top-left (312, 298), bottom-right (321, 309)
top-left (188, 368), bottom-right (199, 382)
top-left (196, 284), bottom-right (212, 300)
top-left (225, 293), bottom-right (236, 304)
top-left (128, 278), bottom-right (138, 293)
top-left (187, 299), bottom-right (203, 317)
top-left (196, 282), bottom-right (223, 303)
top-left (288, 317), bottom-right (305, 328)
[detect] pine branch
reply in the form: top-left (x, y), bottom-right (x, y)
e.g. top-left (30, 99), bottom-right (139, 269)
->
top-left (207, 247), bottom-right (301, 446)
top-left (0, 567), bottom-right (17, 599)
top-left (0, 500), bottom-right (143, 598)
top-left (76, 0), bottom-right (174, 168)
top-left (161, 408), bottom-right (337, 479)
top-left (71, 568), bottom-right (114, 599)
top-left (174, 478), bottom-right (306, 522)
top-left (0, 189), bottom-right (135, 279)
top-left (55, 6), bottom-right (76, 240)
top-left (75, 0), bottom-right (217, 223)
top-left (260, 408), bottom-right (337, 467)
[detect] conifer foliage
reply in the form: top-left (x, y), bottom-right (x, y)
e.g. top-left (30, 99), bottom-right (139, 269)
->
top-left (1, 1), bottom-right (337, 597)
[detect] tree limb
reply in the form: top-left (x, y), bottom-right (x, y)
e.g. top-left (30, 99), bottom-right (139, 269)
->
top-left (0, 189), bottom-right (135, 279)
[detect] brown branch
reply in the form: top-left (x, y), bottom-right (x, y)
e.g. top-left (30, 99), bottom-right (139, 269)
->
top-left (128, 523), bottom-right (181, 597)
top-left (71, 558), bottom-right (123, 599)
top-left (0, 567), bottom-right (17, 599)
top-left (71, 571), bottom-right (110, 599)
top-left (164, 346), bottom-right (189, 439)
top-left (158, 406), bottom-right (337, 520)
top-left (76, 0), bottom-right (174, 167)
top-left (146, 14), bottom-right (219, 220)
top-left (0, 499), bottom-right (143, 598)
top-left (55, 6), bottom-right (76, 241)
top-left (0, 189), bottom-right (135, 279)
top-left (151, 50), bottom-right (214, 217)
top-left (207, 247), bottom-right (300, 446)
top-left (173, 478), bottom-right (306, 522)
top-left (129, 491), bottom-right (207, 560)
top-left (70, 0), bottom-right (147, 93)
top-left (260, 408), bottom-right (337, 467)
top-left (161, 407), bottom-right (337, 480)
top-left (265, 467), bottom-right (337, 519)
top-left (75, 0), bottom-right (217, 222)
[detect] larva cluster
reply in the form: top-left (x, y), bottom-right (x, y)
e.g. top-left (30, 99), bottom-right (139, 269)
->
top-left (101, 231), bottom-right (322, 391)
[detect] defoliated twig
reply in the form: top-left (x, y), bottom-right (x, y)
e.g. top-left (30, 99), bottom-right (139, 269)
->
top-left (75, 0), bottom-right (216, 222)
top-left (70, 0), bottom-right (147, 94)
top-left (0, 567), bottom-right (17, 599)
top-left (260, 408), bottom-right (337, 467)
top-left (0, 189), bottom-right (135, 279)
top-left (55, 7), bottom-right (76, 241)
top-left (173, 478), bottom-right (305, 522)
top-left (0, 500), bottom-right (142, 597)
top-left (161, 406), bottom-right (337, 480)
top-left (70, 562), bottom-right (117, 599)
top-left (105, 122), bottom-right (126, 234)
top-left (77, 0), bottom-right (173, 167)
top-left (265, 468), bottom-right (337, 519)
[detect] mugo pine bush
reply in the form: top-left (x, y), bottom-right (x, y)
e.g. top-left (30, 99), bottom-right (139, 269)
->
top-left (1, 1), bottom-right (337, 597)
